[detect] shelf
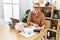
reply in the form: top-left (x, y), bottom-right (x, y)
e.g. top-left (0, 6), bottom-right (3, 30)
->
top-left (48, 29), bottom-right (57, 33)
top-left (46, 18), bottom-right (60, 21)
top-left (46, 17), bottom-right (52, 20)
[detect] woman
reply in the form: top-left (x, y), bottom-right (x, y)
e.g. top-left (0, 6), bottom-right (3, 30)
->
top-left (27, 3), bottom-right (46, 30)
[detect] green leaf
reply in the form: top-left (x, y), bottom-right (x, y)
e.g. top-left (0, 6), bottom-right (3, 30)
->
top-left (21, 9), bottom-right (30, 23)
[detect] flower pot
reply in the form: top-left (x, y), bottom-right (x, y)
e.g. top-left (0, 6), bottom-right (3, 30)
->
top-left (8, 22), bottom-right (14, 29)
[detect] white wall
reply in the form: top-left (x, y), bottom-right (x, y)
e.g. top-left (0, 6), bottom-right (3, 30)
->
top-left (56, 0), bottom-right (60, 10)
top-left (19, 0), bottom-right (33, 18)
top-left (0, 0), bottom-right (4, 19)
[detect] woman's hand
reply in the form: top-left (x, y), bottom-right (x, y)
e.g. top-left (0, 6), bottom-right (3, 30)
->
top-left (33, 24), bottom-right (39, 28)
top-left (40, 25), bottom-right (45, 31)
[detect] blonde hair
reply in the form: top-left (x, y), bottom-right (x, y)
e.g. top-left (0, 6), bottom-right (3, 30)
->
top-left (33, 3), bottom-right (40, 7)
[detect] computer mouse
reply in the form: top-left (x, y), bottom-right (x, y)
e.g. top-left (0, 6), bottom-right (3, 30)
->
top-left (33, 29), bottom-right (40, 33)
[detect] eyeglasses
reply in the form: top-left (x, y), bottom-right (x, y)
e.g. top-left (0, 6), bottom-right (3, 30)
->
top-left (34, 7), bottom-right (40, 8)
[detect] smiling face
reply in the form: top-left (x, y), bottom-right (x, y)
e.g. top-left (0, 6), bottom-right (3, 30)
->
top-left (33, 3), bottom-right (41, 14)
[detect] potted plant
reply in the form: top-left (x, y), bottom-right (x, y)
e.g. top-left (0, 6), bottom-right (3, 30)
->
top-left (21, 9), bottom-right (30, 23)
top-left (20, 9), bottom-right (30, 27)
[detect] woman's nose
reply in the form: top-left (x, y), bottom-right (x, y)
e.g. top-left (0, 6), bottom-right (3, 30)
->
top-left (35, 9), bottom-right (38, 11)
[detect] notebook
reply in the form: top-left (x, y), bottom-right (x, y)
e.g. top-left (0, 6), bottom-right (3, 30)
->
top-left (19, 26), bottom-right (38, 37)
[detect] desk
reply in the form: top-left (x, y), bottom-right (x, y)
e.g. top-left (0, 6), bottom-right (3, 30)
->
top-left (16, 29), bottom-right (47, 40)
top-left (0, 25), bottom-right (47, 40)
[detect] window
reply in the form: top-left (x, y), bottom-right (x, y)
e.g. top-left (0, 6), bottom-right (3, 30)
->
top-left (13, 5), bottom-right (19, 19)
top-left (4, 4), bottom-right (12, 22)
top-left (3, 0), bottom-right (19, 22)
top-left (13, 0), bottom-right (19, 3)
top-left (3, 0), bottom-right (12, 3)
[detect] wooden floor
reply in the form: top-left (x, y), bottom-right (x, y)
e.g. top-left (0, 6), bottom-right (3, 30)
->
top-left (0, 25), bottom-right (23, 40)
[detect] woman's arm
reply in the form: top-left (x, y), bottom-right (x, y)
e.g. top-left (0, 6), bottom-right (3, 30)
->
top-left (40, 13), bottom-right (47, 29)
top-left (27, 12), bottom-right (33, 25)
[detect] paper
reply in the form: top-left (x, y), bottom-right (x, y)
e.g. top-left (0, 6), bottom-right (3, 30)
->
top-left (15, 22), bottom-right (24, 32)
top-left (19, 26), bottom-right (38, 37)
